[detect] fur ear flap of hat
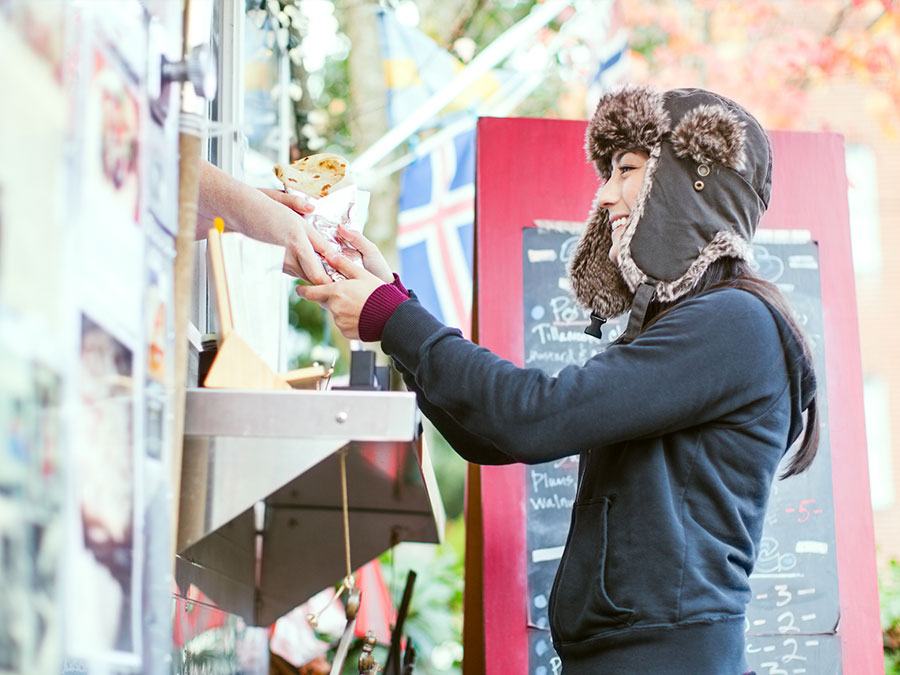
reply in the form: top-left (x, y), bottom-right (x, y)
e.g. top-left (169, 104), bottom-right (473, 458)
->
top-left (584, 85), bottom-right (669, 180)
top-left (670, 104), bottom-right (748, 171)
top-left (569, 85), bottom-right (772, 339)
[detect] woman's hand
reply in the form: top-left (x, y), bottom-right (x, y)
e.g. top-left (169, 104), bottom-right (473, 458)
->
top-left (336, 224), bottom-right (394, 283)
top-left (295, 251), bottom-right (385, 340)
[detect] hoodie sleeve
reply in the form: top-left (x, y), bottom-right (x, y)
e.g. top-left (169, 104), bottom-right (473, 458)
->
top-left (382, 288), bottom-right (790, 465)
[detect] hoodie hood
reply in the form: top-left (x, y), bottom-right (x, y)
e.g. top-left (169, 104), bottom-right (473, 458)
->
top-left (762, 297), bottom-right (817, 448)
top-left (569, 86), bottom-right (773, 339)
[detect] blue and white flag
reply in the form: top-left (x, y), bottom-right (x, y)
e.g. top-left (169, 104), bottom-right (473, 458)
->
top-left (376, 9), bottom-right (487, 333)
top-left (396, 128), bottom-right (475, 335)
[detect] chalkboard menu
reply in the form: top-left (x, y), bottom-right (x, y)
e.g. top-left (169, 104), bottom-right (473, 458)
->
top-left (744, 234), bottom-right (840, 674)
top-left (521, 227), bottom-right (840, 674)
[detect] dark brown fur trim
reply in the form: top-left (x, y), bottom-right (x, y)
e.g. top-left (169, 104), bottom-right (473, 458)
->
top-left (567, 192), bottom-right (633, 317)
top-left (670, 104), bottom-right (747, 171)
top-left (585, 85), bottom-right (669, 178)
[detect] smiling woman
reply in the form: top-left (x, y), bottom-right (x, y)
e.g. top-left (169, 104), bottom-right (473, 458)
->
top-left (599, 149), bottom-right (650, 262)
top-left (298, 85), bottom-right (820, 675)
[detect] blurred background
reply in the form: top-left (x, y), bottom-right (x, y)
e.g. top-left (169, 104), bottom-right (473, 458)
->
top-left (2, 0), bottom-right (899, 673)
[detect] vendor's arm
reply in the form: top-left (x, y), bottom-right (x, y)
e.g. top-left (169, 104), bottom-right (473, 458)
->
top-left (196, 159), bottom-right (331, 283)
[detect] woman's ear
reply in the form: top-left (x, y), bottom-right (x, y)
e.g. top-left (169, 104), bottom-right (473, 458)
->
top-left (670, 104), bottom-right (747, 171)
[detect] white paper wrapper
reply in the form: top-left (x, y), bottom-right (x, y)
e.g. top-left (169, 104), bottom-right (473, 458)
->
top-left (286, 184), bottom-right (371, 280)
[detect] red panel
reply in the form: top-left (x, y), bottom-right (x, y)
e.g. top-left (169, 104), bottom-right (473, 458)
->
top-left (763, 130), bottom-right (881, 673)
top-left (474, 118), bottom-right (880, 672)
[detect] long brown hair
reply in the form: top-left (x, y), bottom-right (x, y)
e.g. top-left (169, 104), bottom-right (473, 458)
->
top-left (637, 257), bottom-right (819, 479)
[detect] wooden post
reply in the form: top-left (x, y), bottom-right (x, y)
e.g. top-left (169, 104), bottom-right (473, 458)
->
top-left (170, 0), bottom-right (199, 563)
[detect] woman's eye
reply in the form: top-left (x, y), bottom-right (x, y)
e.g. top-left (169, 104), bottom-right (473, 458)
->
top-left (619, 165), bottom-right (635, 174)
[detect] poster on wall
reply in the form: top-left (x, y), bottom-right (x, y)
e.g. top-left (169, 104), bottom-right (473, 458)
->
top-left (67, 314), bottom-right (141, 665)
top-left (85, 45), bottom-right (141, 224)
top-left (73, 40), bottom-right (145, 339)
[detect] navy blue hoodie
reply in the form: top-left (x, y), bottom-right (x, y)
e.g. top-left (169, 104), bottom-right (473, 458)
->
top-left (382, 287), bottom-right (815, 675)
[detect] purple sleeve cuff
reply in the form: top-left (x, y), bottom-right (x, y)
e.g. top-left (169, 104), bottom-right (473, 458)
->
top-left (358, 282), bottom-right (410, 342)
top-left (391, 273), bottom-right (409, 295)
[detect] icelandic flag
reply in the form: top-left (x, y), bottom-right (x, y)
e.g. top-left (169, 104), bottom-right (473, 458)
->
top-left (376, 8), bottom-right (484, 335)
top-left (397, 128), bottom-right (475, 336)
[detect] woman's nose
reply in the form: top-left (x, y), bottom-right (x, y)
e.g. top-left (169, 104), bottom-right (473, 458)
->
top-left (597, 176), bottom-right (618, 207)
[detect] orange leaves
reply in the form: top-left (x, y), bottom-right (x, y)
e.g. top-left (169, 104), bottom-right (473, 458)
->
top-left (621, 0), bottom-right (900, 133)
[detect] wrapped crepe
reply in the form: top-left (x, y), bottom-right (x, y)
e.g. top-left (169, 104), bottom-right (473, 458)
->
top-left (273, 153), bottom-right (369, 280)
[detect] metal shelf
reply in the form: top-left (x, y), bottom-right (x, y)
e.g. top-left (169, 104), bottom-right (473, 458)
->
top-left (183, 388), bottom-right (422, 440)
top-left (176, 387), bottom-right (445, 626)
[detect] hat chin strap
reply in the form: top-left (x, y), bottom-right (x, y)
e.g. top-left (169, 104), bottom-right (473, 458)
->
top-left (584, 313), bottom-right (607, 339)
top-left (623, 280), bottom-right (658, 341)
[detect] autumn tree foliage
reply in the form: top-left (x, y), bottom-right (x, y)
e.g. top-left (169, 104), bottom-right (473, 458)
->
top-left (622, 0), bottom-right (900, 135)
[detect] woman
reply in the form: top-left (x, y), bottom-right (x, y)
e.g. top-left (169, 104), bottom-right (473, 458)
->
top-left (298, 86), bottom-right (818, 675)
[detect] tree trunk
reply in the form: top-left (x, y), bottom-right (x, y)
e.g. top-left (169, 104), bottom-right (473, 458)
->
top-left (339, 0), bottom-right (399, 268)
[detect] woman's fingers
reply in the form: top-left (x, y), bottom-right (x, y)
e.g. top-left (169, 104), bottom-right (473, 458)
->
top-left (287, 240), bottom-right (330, 285)
top-left (337, 224), bottom-right (371, 252)
top-left (295, 280), bottom-right (362, 340)
top-left (338, 224), bottom-right (394, 282)
top-left (295, 283), bottom-right (332, 304)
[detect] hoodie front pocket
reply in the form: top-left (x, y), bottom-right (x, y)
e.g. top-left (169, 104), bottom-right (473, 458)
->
top-left (549, 496), bottom-right (636, 643)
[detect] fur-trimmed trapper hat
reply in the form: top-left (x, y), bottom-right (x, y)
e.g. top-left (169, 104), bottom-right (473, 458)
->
top-left (569, 86), bottom-right (773, 339)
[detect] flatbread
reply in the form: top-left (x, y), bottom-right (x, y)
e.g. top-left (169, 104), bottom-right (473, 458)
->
top-left (273, 153), bottom-right (350, 197)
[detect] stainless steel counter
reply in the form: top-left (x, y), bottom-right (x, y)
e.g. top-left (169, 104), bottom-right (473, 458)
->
top-left (176, 387), bottom-right (445, 625)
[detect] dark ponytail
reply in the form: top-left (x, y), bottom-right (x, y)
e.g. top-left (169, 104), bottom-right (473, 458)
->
top-left (640, 257), bottom-right (819, 479)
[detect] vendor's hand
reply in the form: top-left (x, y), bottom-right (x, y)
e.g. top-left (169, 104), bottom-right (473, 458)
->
top-left (295, 250), bottom-right (384, 340)
top-left (336, 224), bottom-right (394, 283)
top-left (256, 188), bottom-right (332, 284)
top-left (259, 188), bottom-right (314, 216)
top-left (196, 161), bottom-right (332, 284)
top-left (282, 219), bottom-right (333, 284)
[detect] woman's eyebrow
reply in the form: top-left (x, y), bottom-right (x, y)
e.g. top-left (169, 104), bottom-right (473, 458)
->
top-left (612, 150), bottom-right (627, 166)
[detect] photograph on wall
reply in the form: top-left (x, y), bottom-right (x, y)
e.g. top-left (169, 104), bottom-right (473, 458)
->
top-left (72, 40), bottom-right (145, 337)
top-left (145, 241), bottom-right (173, 390)
top-left (68, 314), bottom-right (139, 660)
top-left (82, 45), bottom-right (140, 226)
top-left (0, 355), bottom-right (36, 675)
